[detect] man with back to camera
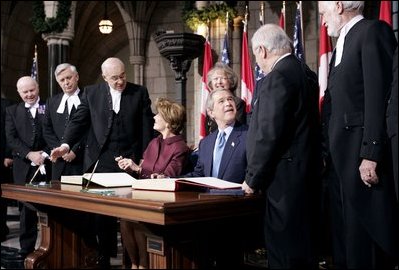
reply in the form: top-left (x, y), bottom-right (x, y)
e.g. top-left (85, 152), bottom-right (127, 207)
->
top-left (242, 24), bottom-right (322, 269)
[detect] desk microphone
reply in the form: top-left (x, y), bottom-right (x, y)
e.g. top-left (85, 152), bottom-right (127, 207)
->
top-left (28, 166), bottom-right (42, 185)
top-left (83, 160), bottom-right (99, 190)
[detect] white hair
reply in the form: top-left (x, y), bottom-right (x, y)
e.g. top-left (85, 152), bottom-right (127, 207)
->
top-left (321, 1), bottom-right (364, 13)
top-left (251, 24), bottom-right (292, 55)
top-left (341, 1), bottom-right (364, 12)
top-left (54, 63), bottom-right (78, 77)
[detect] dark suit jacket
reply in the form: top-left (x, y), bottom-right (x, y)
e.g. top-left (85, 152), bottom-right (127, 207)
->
top-left (139, 134), bottom-right (190, 178)
top-left (1, 98), bottom-right (16, 183)
top-left (386, 47), bottom-right (398, 141)
top-left (62, 82), bottom-right (154, 172)
top-left (245, 55), bottom-right (321, 259)
top-left (323, 19), bottom-right (398, 256)
top-left (5, 101), bottom-right (49, 184)
top-left (1, 99), bottom-right (15, 162)
top-left (43, 91), bottom-right (85, 180)
top-left (386, 47), bottom-right (398, 200)
top-left (186, 123), bottom-right (248, 183)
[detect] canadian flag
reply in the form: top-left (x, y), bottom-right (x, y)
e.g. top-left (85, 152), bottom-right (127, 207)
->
top-left (199, 38), bottom-right (213, 139)
top-left (318, 23), bottom-right (332, 113)
top-left (379, 1), bottom-right (392, 27)
top-left (279, 6), bottom-right (285, 30)
top-left (241, 24), bottom-right (255, 113)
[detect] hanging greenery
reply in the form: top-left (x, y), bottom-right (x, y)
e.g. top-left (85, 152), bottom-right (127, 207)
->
top-left (31, 1), bottom-right (72, 34)
top-left (182, 2), bottom-right (237, 32)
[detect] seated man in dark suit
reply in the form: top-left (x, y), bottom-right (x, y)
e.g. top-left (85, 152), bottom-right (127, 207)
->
top-left (186, 88), bottom-right (248, 183)
top-left (185, 88), bottom-right (248, 268)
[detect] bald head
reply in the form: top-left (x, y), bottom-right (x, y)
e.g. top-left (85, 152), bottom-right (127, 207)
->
top-left (101, 57), bottom-right (125, 74)
top-left (17, 76), bottom-right (38, 90)
top-left (16, 76), bottom-right (39, 105)
top-left (101, 57), bottom-right (127, 92)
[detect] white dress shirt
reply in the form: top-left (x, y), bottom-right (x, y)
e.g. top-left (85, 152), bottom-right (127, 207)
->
top-left (110, 87), bottom-right (121, 114)
top-left (25, 98), bottom-right (40, 118)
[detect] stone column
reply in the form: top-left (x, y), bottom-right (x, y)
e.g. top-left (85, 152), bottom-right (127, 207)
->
top-left (42, 1), bottom-right (75, 97)
top-left (129, 55), bottom-right (145, 85)
top-left (154, 33), bottom-right (205, 140)
top-left (42, 35), bottom-right (72, 97)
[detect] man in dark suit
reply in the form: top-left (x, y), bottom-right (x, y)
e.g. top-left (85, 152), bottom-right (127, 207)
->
top-left (43, 63), bottom-right (85, 180)
top-left (186, 88), bottom-right (247, 183)
top-left (387, 47), bottom-right (398, 202)
top-left (42, 63), bottom-right (98, 251)
top-left (5, 76), bottom-right (50, 258)
top-left (50, 57), bottom-right (154, 267)
top-left (242, 24), bottom-right (321, 269)
top-left (185, 88), bottom-right (248, 268)
top-left (1, 97), bottom-right (16, 241)
top-left (319, 2), bottom-right (398, 268)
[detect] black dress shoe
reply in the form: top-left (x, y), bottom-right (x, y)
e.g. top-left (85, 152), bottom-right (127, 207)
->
top-left (95, 255), bottom-right (110, 268)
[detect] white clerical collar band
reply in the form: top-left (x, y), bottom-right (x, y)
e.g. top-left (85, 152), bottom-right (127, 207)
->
top-left (57, 89), bottom-right (81, 114)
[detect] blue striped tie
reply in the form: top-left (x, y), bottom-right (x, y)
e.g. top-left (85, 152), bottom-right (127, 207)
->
top-left (212, 131), bottom-right (226, 178)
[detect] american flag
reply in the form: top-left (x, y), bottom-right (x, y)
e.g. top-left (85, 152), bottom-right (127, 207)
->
top-left (221, 32), bottom-right (230, 65)
top-left (254, 65), bottom-right (266, 81)
top-left (293, 2), bottom-right (304, 62)
top-left (255, 2), bottom-right (266, 81)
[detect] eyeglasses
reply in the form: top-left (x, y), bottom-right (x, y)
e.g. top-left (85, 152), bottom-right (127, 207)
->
top-left (107, 73), bottom-right (126, 82)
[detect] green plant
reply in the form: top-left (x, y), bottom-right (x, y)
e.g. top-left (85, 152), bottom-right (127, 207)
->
top-left (182, 2), bottom-right (237, 32)
top-left (31, 1), bottom-right (72, 34)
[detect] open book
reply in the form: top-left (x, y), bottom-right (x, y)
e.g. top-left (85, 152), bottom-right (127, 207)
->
top-left (61, 172), bottom-right (135, 187)
top-left (131, 177), bottom-right (242, 192)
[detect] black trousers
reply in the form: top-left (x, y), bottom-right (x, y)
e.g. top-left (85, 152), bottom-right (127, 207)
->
top-left (326, 161), bottom-right (396, 269)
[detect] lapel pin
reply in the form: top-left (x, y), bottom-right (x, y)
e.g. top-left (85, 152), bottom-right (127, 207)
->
top-left (231, 142), bottom-right (235, 147)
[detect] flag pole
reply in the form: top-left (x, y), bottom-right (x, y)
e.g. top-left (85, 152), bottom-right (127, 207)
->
top-left (226, 11), bottom-right (229, 31)
top-left (34, 45), bottom-right (39, 82)
top-left (260, 2), bottom-right (264, 26)
top-left (244, 5), bottom-right (248, 32)
top-left (299, 1), bottom-right (305, 62)
top-left (282, 1), bottom-right (286, 31)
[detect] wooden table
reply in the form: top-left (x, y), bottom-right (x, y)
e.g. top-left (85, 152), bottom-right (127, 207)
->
top-left (1, 181), bottom-right (263, 269)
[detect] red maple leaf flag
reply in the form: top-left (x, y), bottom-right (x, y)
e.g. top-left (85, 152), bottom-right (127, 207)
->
top-left (199, 38), bottom-right (213, 139)
top-left (318, 23), bottom-right (332, 113)
top-left (279, 2), bottom-right (285, 30)
top-left (379, 1), bottom-right (392, 27)
top-left (241, 23), bottom-right (255, 113)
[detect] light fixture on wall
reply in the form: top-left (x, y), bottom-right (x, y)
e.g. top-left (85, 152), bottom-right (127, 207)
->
top-left (98, 1), bottom-right (113, 34)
